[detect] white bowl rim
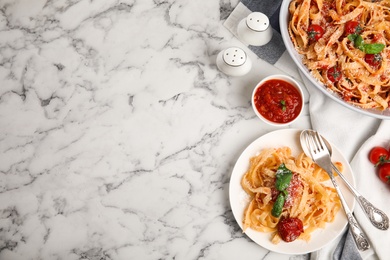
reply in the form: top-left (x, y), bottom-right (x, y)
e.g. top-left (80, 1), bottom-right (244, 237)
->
top-left (251, 74), bottom-right (305, 126)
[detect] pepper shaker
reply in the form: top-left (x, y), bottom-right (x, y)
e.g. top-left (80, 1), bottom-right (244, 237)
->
top-left (216, 47), bottom-right (252, 77)
top-left (237, 12), bottom-right (273, 46)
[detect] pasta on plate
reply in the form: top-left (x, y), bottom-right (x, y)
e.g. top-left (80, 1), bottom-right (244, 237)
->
top-left (241, 147), bottom-right (341, 243)
top-left (288, 0), bottom-right (390, 110)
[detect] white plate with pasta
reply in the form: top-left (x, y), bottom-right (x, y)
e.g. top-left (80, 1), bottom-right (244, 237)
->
top-left (229, 129), bottom-right (355, 254)
top-left (279, 0), bottom-right (390, 119)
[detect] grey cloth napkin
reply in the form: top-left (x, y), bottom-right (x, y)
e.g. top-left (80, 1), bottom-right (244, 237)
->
top-left (224, 0), bottom-right (285, 65)
top-left (223, 1), bottom-right (385, 259)
top-left (333, 230), bottom-right (362, 260)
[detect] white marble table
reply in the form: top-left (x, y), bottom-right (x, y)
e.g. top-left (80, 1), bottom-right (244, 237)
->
top-left (0, 0), bottom-right (311, 259)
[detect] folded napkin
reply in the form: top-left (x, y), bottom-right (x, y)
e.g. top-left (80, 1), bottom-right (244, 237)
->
top-left (224, 1), bottom-right (389, 259)
top-left (348, 121), bottom-right (390, 260)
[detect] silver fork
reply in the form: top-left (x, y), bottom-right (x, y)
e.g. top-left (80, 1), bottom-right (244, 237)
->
top-left (301, 130), bottom-right (389, 230)
top-left (304, 130), bottom-right (370, 251)
top-left (330, 163), bottom-right (389, 230)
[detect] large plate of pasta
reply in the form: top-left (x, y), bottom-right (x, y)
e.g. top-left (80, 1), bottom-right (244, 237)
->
top-left (229, 129), bottom-right (355, 254)
top-left (279, 0), bottom-right (390, 119)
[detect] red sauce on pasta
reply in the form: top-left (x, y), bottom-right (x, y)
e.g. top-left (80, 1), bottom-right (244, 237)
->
top-left (284, 173), bottom-right (303, 207)
top-left (253, 79), bottom-right (302, 123)
top-left (271, 173), bottom-right (303, 207)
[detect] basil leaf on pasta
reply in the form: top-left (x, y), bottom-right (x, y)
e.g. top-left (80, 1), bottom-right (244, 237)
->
top-left (275, 163), bottom-right (293, 191)
top-left (348, 34), bottom-right (364, 50)
top-left (348, 34), bottom-right (384, 54)
top-left (363, 43), bottom-right (385, 54)
top-left (271, 192), bottom-right (286, 217)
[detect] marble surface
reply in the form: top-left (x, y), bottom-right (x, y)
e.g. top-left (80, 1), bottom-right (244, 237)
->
top-left (0, 0), bottom-right (311, 259)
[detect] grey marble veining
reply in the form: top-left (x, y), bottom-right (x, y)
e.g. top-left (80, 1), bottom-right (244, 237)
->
top-left (0, 0), bottom-right (310, 259)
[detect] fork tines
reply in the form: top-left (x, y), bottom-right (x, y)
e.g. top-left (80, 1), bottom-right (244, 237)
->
top-left (306, 130), bottom-right (327, 155)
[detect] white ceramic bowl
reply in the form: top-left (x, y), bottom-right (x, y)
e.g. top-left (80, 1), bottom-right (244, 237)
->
top-left (279, 0), bottom-right (390, 119)
top-left (251, 74), bottom-right (304, 126)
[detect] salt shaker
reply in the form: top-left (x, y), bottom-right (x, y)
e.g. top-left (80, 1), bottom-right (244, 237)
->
top-left (237, 12), bottom-right (273, 46)
top-left (216, 47), bottom-right (252, 77)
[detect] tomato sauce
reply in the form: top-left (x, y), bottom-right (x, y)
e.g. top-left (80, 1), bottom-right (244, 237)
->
top-left (271, 173), bottom-right (303, 208)
top-left (284, 173), bottom-right (303, 208)
top-left (253, 79), bottom-right (302, 123)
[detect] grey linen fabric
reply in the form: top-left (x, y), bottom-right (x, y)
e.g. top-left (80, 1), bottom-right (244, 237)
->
top-left (333, 230), bottom-right (362, 260)
top-left (240, 0), bottom-right (285, 64)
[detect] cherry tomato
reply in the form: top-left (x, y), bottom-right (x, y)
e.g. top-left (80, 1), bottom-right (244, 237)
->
top-left (365, 54), bottom-right (382, 68)
top-left (327, 67), bottom-right (342, 82)
top-left (369, 146), bottom-right (389, 165)
top-left (345, 20), bottom-right (361, 35)
top-left (277, 217), bottom-right (304, 242)
top-left (307, 24), bottom-right (324, 41)
top-left (378, 163), bottom-right (390, 184)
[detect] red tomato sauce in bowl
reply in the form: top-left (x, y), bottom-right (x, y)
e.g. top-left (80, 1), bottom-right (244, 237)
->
top-left (253, 78), bottom-right (303, 124)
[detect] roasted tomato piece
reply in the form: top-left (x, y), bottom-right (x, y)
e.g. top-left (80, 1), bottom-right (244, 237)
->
top-left (277, 217), bottom-right (304, 242)
top-left (307, 24), bottom-right (324, 41)
top-left (345, 20), bottom-right (361, 35)
top-left (365, 54), bottom-right (382, 68)
top-left (327, 66), bottom-right (342, 82)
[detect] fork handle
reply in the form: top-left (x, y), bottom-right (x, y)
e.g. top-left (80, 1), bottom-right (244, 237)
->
top-left (357, 196), bottom-right (389, 230)
top-left (329, 173), bottom-right (370, 251)
top-left (332, 164), bottom-right (389, 230)
top-left (346, 212), bottom-right (371, 251)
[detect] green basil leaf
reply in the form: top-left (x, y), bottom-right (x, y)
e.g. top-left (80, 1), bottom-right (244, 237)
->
top-left (348, 34), bottom-right (385, 54)
top-left (271, 192), bottom-right (286, 217)
top-left (280, 100), bottom-right (286, 111)
top-left (275, 163), bottom-right (293, 191)
top-left (347, 34), bottom-right (358, 42)
top-left (348, 34), bottom-right (363, 49)
top-left (348, 34), bottom-right (362, 46)
top-left (355, 35), bottom-right (364, 49)
top-left (363, 43), bottom-right (385, 54)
